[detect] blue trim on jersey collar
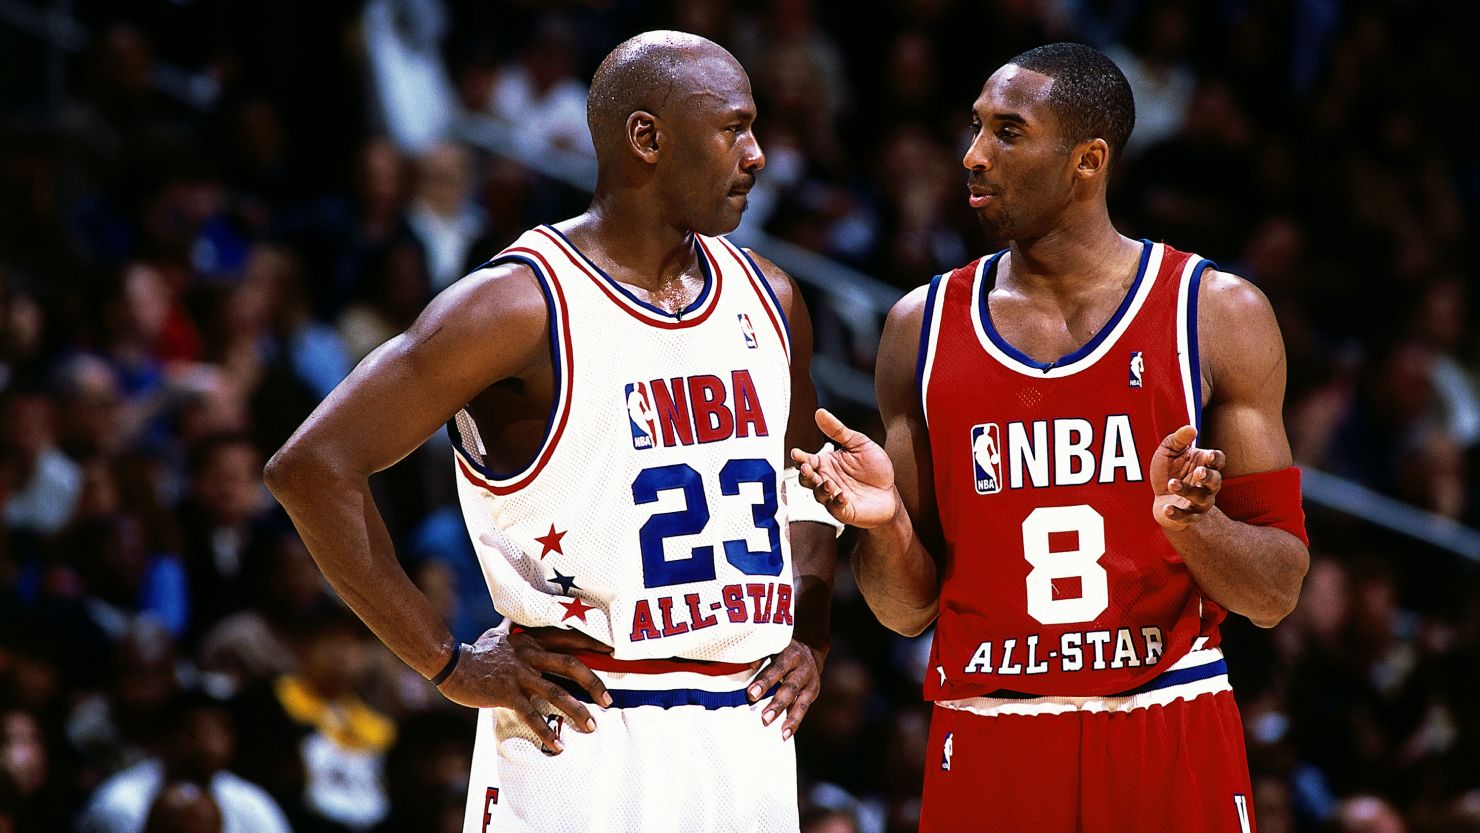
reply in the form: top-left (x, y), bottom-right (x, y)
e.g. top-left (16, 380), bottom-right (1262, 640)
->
top-left (550, 677), bottom-right (778, 710)
top-left (542, 224), bottom-right (714, 320)
top-left (977, 239), bottom-right (1154, 372)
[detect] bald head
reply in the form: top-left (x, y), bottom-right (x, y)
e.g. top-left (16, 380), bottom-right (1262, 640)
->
top-left (587, 31), bottom-right (746, 165)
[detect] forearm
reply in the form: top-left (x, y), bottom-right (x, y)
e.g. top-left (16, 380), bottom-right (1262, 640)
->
top-left (265, 452), bottom-right (454, 677)
top-left (851, 496), bottom-right (940, 637)
top-left (1165, 508), bottom-right (1309, 628)
top-left (788, 521), bottom-right (837, 655)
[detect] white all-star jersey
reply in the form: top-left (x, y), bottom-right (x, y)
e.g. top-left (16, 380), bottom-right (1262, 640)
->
top-left (449, 224), bottom-right (795, 665)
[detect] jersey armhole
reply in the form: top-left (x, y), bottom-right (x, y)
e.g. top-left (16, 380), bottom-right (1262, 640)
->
top-left (916, 273), bottom-right (947, 428)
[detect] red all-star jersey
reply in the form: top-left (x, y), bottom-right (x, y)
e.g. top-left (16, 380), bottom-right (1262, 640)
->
top-left (918, 241), bottom-right (1223, 700)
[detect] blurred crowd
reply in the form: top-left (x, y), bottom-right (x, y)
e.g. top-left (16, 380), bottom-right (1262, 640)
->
top-left (2, 1), bottom-right (1479, 832)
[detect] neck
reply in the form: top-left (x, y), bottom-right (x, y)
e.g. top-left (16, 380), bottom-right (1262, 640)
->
top-left (1002, 204), bottom-right (1140, 295)
top-left (566, 191), bottom-right (699, 290)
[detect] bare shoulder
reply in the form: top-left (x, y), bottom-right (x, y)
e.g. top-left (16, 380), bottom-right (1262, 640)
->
top-left (1196, 267), bottom-right (1285, 397)
top-left (1199, 267), bottom-right (1275, 322)
top-left (404, 260), bottom-right (550, 374)
top-left (884, 283), bottom-right (933, 334)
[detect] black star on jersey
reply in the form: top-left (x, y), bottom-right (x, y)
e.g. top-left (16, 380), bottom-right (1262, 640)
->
top-left (550, 570), bottom-right (580, 595)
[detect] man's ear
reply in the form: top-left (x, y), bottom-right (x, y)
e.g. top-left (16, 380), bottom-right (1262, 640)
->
top-left (1075, 137), bottom-right (1111, 180)
top-left (628, 111), bottom-right (661, 164)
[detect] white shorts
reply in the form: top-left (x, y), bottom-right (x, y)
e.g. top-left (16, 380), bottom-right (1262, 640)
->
top-left (461, 660), bottom-right (799, 833)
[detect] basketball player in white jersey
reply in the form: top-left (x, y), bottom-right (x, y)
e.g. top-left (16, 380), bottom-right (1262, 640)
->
top-left (266, 31), bottom-right (840, 833)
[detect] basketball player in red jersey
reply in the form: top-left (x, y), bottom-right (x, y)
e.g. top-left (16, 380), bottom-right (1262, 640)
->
top-left (792, 43), bottom-right (1310, 832)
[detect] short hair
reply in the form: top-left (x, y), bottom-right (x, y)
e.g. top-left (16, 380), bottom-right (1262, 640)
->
top-left (586, 31), bottom-right (726, 163)
top-left (1007, 43), bottom-right (1135, 164)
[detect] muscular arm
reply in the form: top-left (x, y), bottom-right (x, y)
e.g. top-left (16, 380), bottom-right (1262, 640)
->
top-left (1164, 270), bottom-right (1310, 628)
top-left (264, 264), bottom-right (549, 678)
top-left (738, 251), bottom-right (837, 736)
top-left (748, 251), bottom-right (837, 653)
top-left (851, 287), bottom-right (944, 637)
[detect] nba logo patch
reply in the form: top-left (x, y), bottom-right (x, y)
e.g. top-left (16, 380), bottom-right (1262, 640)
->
top-left (970, 423), bottom-right (1002, 494)
top-left (1129, 352), bottom-right (1144, 388)
top-left (942, 732), bottom-right (954, 771)
top-left (738, 313), bottom-right (757, 348)
top-left (539, 715), bottom-right (565, 756)
top-left (625, 382), bottom-right (657, 450)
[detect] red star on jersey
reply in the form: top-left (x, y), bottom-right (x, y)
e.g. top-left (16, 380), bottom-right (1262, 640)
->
top-left (534, 525), bottom-right (566, 559)
top-left (560, 597), bottom-right (596, 623)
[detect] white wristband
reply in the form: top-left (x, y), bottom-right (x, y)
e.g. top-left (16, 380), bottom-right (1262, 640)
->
top-left (783, 443), bottom-right (845, 537)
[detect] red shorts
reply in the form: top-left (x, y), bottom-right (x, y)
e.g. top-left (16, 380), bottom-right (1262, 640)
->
top-left (920, 651), bottom-right (1255, 833)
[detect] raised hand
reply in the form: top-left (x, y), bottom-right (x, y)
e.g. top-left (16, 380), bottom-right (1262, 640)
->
top-left (745, 639), bottom-right (824, 740)
top-left (790, 409), bottom-right (899, 528)
top-left (436, 627), bottom-right (613, 754)
top-left (1150, 425), bottom-right (1227, 531)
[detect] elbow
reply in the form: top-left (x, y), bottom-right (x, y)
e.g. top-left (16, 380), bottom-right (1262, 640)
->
top-left (263, 441), bottom-right (330, 505)
top-left (1250, 553), bottom-right (1309, 629)
top-left (878, 604), bottom-right (939, 638)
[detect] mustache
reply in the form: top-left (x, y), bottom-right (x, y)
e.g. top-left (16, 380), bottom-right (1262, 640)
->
top-left (966, 174), bottom-right (998, 192)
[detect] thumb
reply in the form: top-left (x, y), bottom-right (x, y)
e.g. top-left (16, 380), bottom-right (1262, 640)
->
top-left (1160, 425), bottom-right (1198, 454)
top-left (814, 408), bottom-right (861, 447)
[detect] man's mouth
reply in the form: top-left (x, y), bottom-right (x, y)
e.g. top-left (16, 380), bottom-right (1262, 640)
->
top-left (968, 183), bottom-right (999, 208)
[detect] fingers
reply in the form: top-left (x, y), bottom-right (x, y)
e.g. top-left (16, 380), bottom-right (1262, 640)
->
top-left (748, 646), bottom-right (821, 740)
top-left (532, 676), bottom-right (597, 734)
top-left (1159, 425), bottom-right (1198, 454)
top-left (517, 702), bottom-right (566, 753)
top-left (526, 649), bottom-right (613, 708)
top-left (1167, 465), bottom-right (1223, 509)
top-left (747, 653), bottom-right (792, 705)
top-left (814, 408), bottom-right (861, 447)
top-left (777, 681), bottom-right (818, 740)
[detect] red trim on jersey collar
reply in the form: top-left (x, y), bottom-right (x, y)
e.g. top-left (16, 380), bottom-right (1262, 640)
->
top-left (534, 226), bottom-right (723, 329)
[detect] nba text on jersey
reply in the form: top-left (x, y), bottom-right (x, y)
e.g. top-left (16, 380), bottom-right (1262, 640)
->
top-left (970, 415), bottom-right (1144, 495)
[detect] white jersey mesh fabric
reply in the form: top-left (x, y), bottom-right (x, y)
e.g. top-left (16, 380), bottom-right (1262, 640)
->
top-left (450, 225), bottom-right (796, 664)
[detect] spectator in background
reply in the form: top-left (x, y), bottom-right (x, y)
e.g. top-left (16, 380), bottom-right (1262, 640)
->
top-left (77, 688), bottom-right (289, 833)
top-left (0, 706), bottom-right (67, 831)
top-left (362, 0), bottom-right (457, 155)
top-left (197, 522), bottom-right (331, 693)
top-left (174, 433), bottom-right (267, 640)
top-left (485, 16), bottom-right (592, 158)
top-left (369, 710), bottom-right (470, 833)
top-left (67, 619), bottom-right (183, 791)
top-left (337, 232), bottom-right (432, 363)
top-left (1, 390), bottom-right (83, 537)
top-left (1331, 795), bottom-right (1409, 833)
top-left (405, 142), bottom-right (485, 292)
top-left (51, 354), bottom-right (134, 464)
top-left (142, 781), bottom-right (222, 833)
top-left (271, 609), bottom-right (395, 831)
top-left (1105, 1), bottom-right (1196, 159)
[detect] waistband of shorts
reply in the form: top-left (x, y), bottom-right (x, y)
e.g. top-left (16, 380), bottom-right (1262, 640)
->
top-left (937, 637), bottom-right (1231, 717)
